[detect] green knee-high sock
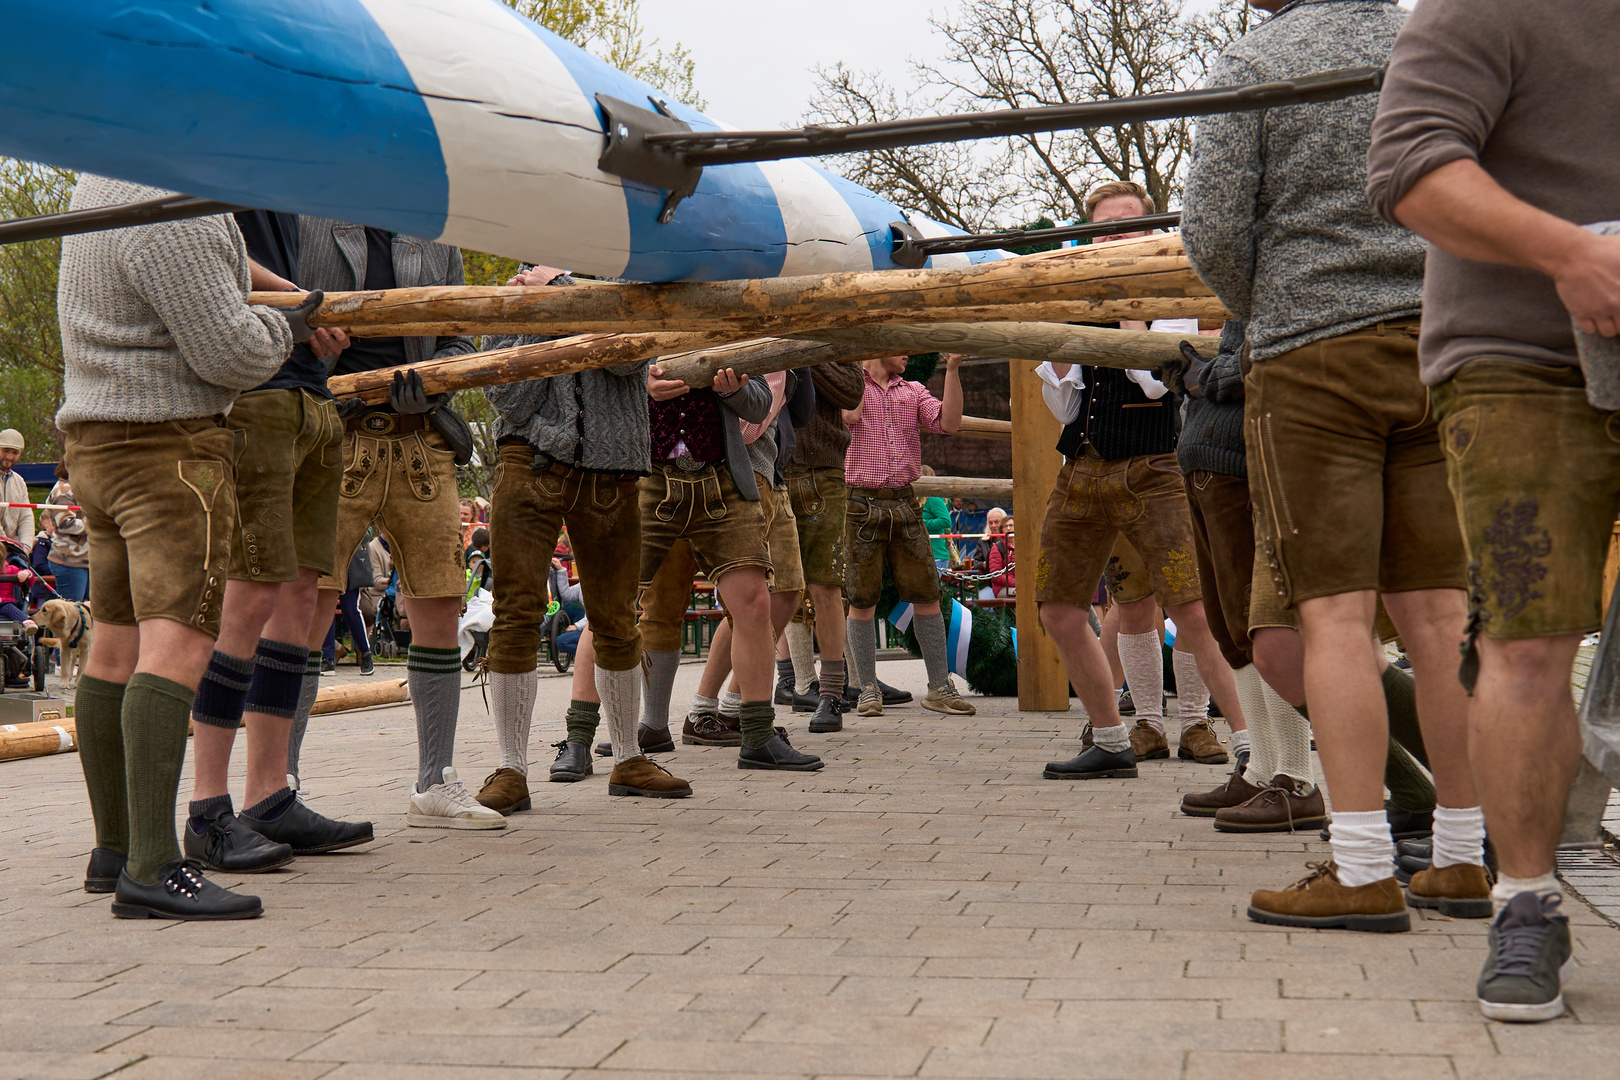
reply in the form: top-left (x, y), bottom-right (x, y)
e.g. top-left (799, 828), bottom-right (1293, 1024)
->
top-left (75, 675), bottom-right (129, 855)
top-left (121, 673), bottom-right (196, 885)
top-left (1380, 664), bottom-right (1435, 811)
top-left (1385, 738), bottom-right (1436, 812)
top-left (565, 699), bottom-right (601, 746)
top-left (738, 701), bottom-right (775, 749)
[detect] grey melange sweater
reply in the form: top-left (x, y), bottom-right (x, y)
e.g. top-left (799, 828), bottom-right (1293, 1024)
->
top-left (1180, 0), bottom-right (1424, 364)
top-left (56, 175), bottom-right (291, 426)
top-left (1367, 0), bottom-right (1620, 384)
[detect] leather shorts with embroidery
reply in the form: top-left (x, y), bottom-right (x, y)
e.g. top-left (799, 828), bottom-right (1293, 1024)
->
top-left (844, 485), bottom-right (939, 610)
top-left (226, 387), bottom-right (343, 583)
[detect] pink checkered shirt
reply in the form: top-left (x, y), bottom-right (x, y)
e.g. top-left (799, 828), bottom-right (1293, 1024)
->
top-left (843, 368), bottom-right (944, 489)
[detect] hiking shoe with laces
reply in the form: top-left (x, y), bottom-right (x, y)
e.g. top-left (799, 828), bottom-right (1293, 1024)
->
top-left (407, 767), bottom-right (506, 829)
top-left (1177, 719), bottom-right (1229, 764)
top-left (1129, 720), bottom-right (1169, 760)
top-left (856, 687), bottom-right (883, 717)
top-left (609, 755), bottom-right (693, 798)
top-left (1407, 862), bottom-right (1492, 919)
top-left (921, 682), bottom-right (975, 716)
top-left (1181, 768), bottom-right (1265, 817)
top-left (1477, 891), bottom-right (1572, 1022)
top-left (682, 710), bottom-right (741, 746)
top-left (1247, 860), bottom-right (1410, 933)
top-left (1215, 774), bottom-right (1327, 833)
top-left (476, 767), bottom-right (532, 813)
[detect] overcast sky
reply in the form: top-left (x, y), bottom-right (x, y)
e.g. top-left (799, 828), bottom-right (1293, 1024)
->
top-left (636, 0), bottom-right (961, 130)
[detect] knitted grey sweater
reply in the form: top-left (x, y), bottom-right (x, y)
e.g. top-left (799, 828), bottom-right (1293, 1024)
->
top-left (56, 175), bottom-right (291, 426)
top-left (1177, 321), bottom-right (1248, 479)
top-left (1181, 0), bottom-right (1424, 363)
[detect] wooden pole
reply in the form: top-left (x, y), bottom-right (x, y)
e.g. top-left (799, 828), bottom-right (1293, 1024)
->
top-left (311, 679), bottom-right (409, 716)
top-left (253, 234), bottom-right (1223, 339)
top-left (1009, 361), bottom-right (1070, 712)
top-left (912, 477), bottom-right (1014, 500)
top-left (953, 416), bottom-right (1012, 441)
top-left (0, 717), bottom-right (76, 762)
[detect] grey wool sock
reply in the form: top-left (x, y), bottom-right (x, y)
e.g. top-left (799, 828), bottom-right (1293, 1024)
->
top-left (739, 700), bottom-right (775, 749)
top-left (641, 649), bottom-right (680, 732)
top-left (565, 699), bottom-right (601, 746)
top-left (121, 673), bottom-right (195, 885)
top-left (286, 651), bottom-right (321, 783)
top-left (774, 656), bottom-right (794, 687)
top-left (911, 611), bottom-right (953, 691)
top-left (490, 669), bottom-right (538, 776)
top-left (819, 658), bottom-right (846, 701)
top-left (597, 665), bottom-right (642, 765)
top-left (718, 688), bottom-right (743, 718)
top-left (407, 644), bottom-right (463, 793)
top-left (786, 621), bottom-right (816, 694)
top-left (846, 617), bottom-right (878, 693)
top-left (74, 675), bottom-right (129, 856)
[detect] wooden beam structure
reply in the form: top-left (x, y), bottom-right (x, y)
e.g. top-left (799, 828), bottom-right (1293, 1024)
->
top-left (912, 476), bottom-right (1014, 501)
top-left (953, 417), bottom-right (1012, 442)
top-left (1009, 360), bottom-right (1070, 712)
top-left (255, 234), bottom-right (1224, 340)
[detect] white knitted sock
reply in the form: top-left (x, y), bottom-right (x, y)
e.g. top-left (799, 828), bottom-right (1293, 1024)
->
top-left (1118, 630), bottom-right (1165, 736)
top-left (1234, 664), bottom-right (1274, 786)
top-left (718, 688), bottom-right (743, 718)
top-left (1172, 648), bottom-right (1209, 738)
top-left (786, 621), bottom-right (816, 694)
top-left (1328, 809), bottom-right (1395, 888)
top-left (1431, 805), bottom-right (1487, 869)
top-left (1230, 728), bottom-right (1250, 755)
top-left (1261, 677), bottom-right (1315, 787)
top-left (597, 665), bottom-right (642, 766)
top-left (1092, 721), bottom-right (1131, 753)
top-left (691, 693), bottom-right (719, 715)
top-left (1492, 873), bottom-right (1562, 915)
top-left (489, 670), bottom-right (538, 777)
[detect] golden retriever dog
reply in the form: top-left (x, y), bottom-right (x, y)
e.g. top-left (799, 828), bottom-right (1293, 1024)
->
top-left (36, 598), bottom-right (93, 691)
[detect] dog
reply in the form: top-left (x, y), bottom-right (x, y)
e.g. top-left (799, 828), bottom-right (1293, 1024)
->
top-left (36, 598), bottom-right (93, 691)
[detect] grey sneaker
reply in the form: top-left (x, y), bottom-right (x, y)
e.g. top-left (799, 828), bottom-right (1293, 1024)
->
top-left (1477, 891), bottom-right (1572, 1022)
top-left (856, 686), bottom-right (883, 717)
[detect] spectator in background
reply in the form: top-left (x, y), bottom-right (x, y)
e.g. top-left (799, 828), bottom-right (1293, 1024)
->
top-left (919, 467), bottom-right (953, 570)
top-left (988, 517), bottom-right (1016, 598)
top-left (459, 499), bottom-right (476, 526)
top-left (465, 526), bottom-right (491, 596)
top-left (44, 464), bottom-right (90, 603)
top-left (0, 429), bottom-right (35, 550)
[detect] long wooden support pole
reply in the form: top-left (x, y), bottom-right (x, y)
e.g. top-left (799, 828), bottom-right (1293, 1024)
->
top-left (256, 234), bottom-right (1223, 339)
top-left (912, 477), bottom-right (1014, 500)
top-left (1010, 360), bottom-right (1070, 712)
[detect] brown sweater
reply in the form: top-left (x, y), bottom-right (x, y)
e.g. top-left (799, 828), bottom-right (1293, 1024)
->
top-left (789, 361), bottom-right (864, 471)
top-left (1366, 0), bottom-right (1620, 384)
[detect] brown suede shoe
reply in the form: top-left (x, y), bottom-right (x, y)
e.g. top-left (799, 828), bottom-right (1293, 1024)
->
top-left (1214, 774), bottom-right (1328, 833)
top-left (608, 755), bottom-right (693, 798)
top-left (1177, 719), bottom-right (1229, 764)
top-left (1407, 862), bottom-right (1493, 919)
top-left (475, 768), bottom-right (532, 815)
top-left (1180, 768), bottom-right (1264, 818)
top-left (682, 710), bottom-right (741, 746)
top-left (1248, 861), bottom-right (1410, 933)
top-left (1129, 720), bottom-right (1169, 760)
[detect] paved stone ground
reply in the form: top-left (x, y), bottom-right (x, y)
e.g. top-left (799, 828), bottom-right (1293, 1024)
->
top-left (5, 658), bottom-right (1620, 1080)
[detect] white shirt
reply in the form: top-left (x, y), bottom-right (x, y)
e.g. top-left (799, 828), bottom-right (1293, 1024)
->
top-left (1036, 318), bottom-right (1199, 424)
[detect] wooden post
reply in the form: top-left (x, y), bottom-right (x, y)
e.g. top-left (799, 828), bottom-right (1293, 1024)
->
top-left (1009, 360), bottom-right (1070, 712)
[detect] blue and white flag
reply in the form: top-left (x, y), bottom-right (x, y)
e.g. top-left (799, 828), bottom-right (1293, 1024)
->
top-left (2, 0), bottom-right (1004, 282)
top-left (886, 597), bottom-right (982, 679)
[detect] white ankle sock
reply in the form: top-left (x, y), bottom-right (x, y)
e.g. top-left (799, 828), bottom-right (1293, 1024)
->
top-left (1233, 665), bottom-right (1274, 786)
top-left (1261, 678), bottom-right (1314, 786)
top-left (1328, 809), bottom-right (1395, 888)
top-left (1230, 728), bottom-right (1250, 755)
top-left (596, 665), bottom-right (642, 766)
top-left (489, 670), bottom-right (538, 777)
top-left (1172, 649), bottom-right (1209, 735)
top-left (786, 621), bottom-right (816, 694)
top-left (1431, 805), bottom-right (1486, 869)
top-left (1092, 721), bottom-right (1131, 753)
top-left (1492, 872), bottom-right (1562, 915)
top-left (718, 688), bottom-right (743, 718)
top-left (1118, 630), bottom-right (1165, 735)
top-left (692, 693), bottom-right (719, 714)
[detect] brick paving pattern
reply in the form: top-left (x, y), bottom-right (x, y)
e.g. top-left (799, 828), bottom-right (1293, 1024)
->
top-left (4, 659), bottom-right (1619, 1079)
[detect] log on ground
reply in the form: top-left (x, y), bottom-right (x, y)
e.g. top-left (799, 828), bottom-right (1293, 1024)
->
top-left (0, 717), bottom-right (76, 762)
top-left (311, 679), bottom-right (409, 716)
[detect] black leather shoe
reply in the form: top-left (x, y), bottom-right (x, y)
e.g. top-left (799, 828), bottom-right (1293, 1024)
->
top-left (550, 739), bottom-right (594, 782)
top-left (595, 740), bottom-right (612, 757)
top-left (792, 686), bottom-right (821, 713)
top-left (110, 861), bottom-right (263, 921)
top-left (807, 696), bottom-right (845, 733)
top-left (85, 847), bottom-right (126, 893)
top-left (738, 734), bottom-right (825, 771)
top-left (1395, 839), bottom-right (1432, 885)
top-left (637, 724), bottom-right (676, 753)
top-left (877, 678), bottom-right (912, 706)
top-left (240, 797), bottom-right (373, 855)
top-left (1387, 800), bottom-right (1434, 840)
top-left (773, 673), bottom-right (797, 706)
top-left (183, 812), bottom-right (295, 873)
top-left (1043, 744), bottom-right (1138, 780)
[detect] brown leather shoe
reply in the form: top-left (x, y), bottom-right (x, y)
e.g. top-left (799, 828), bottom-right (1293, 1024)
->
top-left (1177, 719), bottom-right (1229, 764)
top-left (1248, 861), bottom-right (1410, 933)
top-left (1129, 720), bottom-right (1169, 760)
top-left (608, 755), bottom-right (693, 798)
top-left (475, 768), bottom-right (531, 815)
top-left (682, 710), bottom-right (741, 746)
top-left (1180, 768), bottom-right (1264, 818)
top-left (1214, 774), bottom-right (1327, 833)
top-left (1407, 862), bottom-right (1493, 919)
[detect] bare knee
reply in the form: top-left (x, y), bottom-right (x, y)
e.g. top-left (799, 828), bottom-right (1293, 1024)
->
top-left (1117, 597), bottom-right (1157, 634)
top-left (1478, 634), bottom-right (1581, 694)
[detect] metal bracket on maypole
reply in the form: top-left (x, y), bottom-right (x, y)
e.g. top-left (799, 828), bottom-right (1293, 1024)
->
top-left (595, 94), bottom-right (702, 223)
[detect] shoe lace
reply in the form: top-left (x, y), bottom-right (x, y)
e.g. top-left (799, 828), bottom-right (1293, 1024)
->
top-left (1491, 895), bottom-right (1564, 977)
top-left (165, 861), bottom-right (209, 899)
top-left (691, 712), bottom-right (728, 735)
top-left (438, 779), bottom-right (476, 805)
top-left (551, 739), bottom-right (574, 760)
top-left (1287, 860), bottom-right (1340, 891)
top-left (1240, 782), bottom-right (1303, 831)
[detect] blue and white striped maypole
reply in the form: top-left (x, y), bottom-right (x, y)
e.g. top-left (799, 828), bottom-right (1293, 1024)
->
top-left (0, 0), bottom-right (997, 281)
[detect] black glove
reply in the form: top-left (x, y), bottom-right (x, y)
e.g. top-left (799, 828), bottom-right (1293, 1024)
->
top-left (277, 290), bottom-right (325, 344)
top-left (335, 397), bottom-right (370, 421)
top-left (389, 369), bottom-right (434, 414)
top-left (1153, 343), bottom-right (1194, 397)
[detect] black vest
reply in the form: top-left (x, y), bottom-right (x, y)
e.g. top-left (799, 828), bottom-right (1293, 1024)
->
top-left (1055, 366), bottom-right (1179, 461)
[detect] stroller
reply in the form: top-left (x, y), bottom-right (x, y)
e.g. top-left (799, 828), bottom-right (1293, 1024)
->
top-left (0, 539), bottom-right (49, 693)
top-left (540, 601), bottom-right (584, 674)
top-left (372, 591), bottom-right (411, 659)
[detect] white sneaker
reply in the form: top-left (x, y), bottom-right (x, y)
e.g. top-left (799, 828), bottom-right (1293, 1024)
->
top-left (406, 767), bottom-right (507, 830)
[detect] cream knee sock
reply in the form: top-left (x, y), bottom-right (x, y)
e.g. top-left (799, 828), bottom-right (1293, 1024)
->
top-left (489, 669), bottom-right (538, 776)
top-left (1261, 678), bottom-right (1315, 787)
top-left (597, 665), bottom-right (642, 766)
top-left (1233, 664), bottom-right (1275, 786)
top-left (1118, 630), bottom-right (1165, 735)
top-left (1172, 649), bottom-right (1209, 736)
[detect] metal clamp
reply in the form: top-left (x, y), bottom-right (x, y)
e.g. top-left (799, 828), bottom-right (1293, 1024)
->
top-left (596, 94), bottom-right (703, 224)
